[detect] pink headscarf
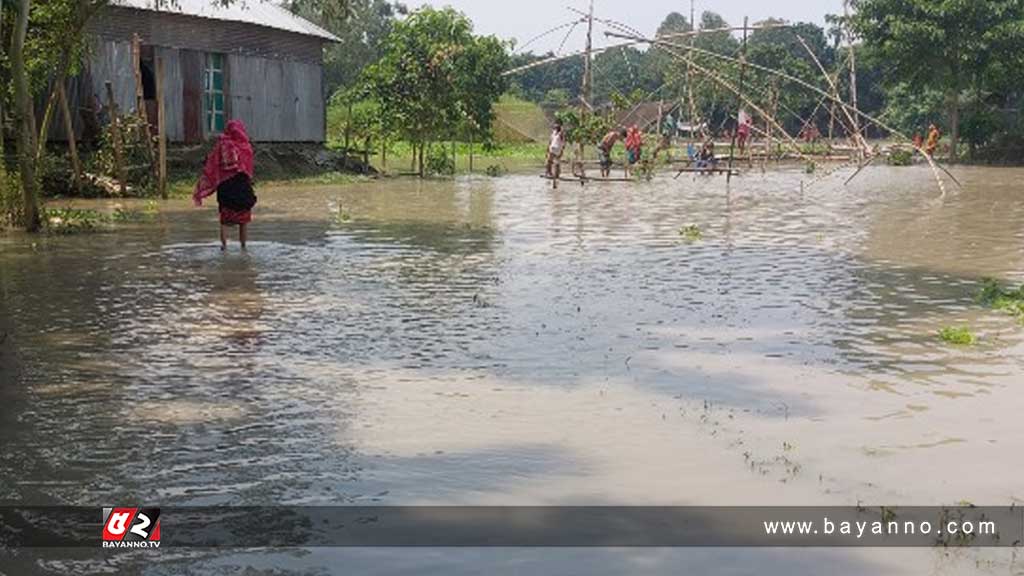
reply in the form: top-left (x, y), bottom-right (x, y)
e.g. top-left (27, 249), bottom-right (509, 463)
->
top-left (193, 120), bottom-right (255, 206)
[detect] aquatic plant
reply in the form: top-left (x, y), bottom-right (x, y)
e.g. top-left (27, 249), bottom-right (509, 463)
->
top-left (679, 224), bottom-right (703, 242)
top-left (977, 278), bottom-right (1024, 321)
top-left (43, 207), bottom-right (107, 234)
top-left (804, 161), bottom-right (816, 174)
top-left (938, 326), bottom-right (977, 346)
top-left (111, 203), bottom-right (157, 223)
top-left (337, 210), bottom-right (352, 223)
top-left (485, 164), bottom-right (506, 177)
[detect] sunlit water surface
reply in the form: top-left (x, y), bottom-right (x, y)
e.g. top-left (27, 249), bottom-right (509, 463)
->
top-left (1, 165), bottom-right (1023, 574)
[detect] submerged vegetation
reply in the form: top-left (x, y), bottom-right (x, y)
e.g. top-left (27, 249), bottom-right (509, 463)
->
top-left (43, 207), bottom-right (107, 234)
top-left (679, 224), bottom-right (703, 242)
top-left (978, 279), bottom-right (1024, 321)
top-left (42, 201), bottom-right (161, 234)
top-left (938, 326), bottom-right (977, 346)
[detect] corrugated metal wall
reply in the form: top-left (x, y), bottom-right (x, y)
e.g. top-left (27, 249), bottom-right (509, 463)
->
top-left (227, 54), bottom-right (324, 142)
top-left (87, 38), bottom-right (137, 116)
top-left (154, 46), bottom-right (184, 142)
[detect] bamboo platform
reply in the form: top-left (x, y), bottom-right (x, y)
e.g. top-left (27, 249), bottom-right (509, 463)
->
top-left (674, 167), bottom-right (740, 175)
top-left (541, 174), bottom-right (635, 183)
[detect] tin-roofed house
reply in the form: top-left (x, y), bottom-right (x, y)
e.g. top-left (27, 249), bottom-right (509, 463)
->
top-left (68, 0), bottom-right (338, 144)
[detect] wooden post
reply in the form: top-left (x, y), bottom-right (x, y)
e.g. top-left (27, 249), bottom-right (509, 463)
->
top-left (156, 57), bottom-right (167, 199)
top-left (726, 17), bottom-right (748, 184)
top-left (131, 34), bottom-right (156, 166)
top-left (105, 81), bottom-right (127, 195)
top-left (57, 84), bottom-right (81, 193)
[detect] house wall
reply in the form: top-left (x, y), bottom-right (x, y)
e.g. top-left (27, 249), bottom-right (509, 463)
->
top-left (50, 7), bottom-right (328, 143)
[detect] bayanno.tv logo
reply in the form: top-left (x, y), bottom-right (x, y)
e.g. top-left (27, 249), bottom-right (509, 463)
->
top-left (101, 507), bottom-right (161, 549)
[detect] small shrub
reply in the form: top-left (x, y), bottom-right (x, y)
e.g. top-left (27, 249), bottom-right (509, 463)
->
top-left (425, 146), bottom-right (454, 176)
top-left (92, 114), bottom-right (155, 196)
top-left (485, 164), bottom-right (505, 177)
top-left (888, 147), bottom-right (914, 166)
top-left (938, 326), bottom-right (977, 346)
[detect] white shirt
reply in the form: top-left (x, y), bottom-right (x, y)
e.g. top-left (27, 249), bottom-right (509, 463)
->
top-left (549, 129), bottom-right (565, 155)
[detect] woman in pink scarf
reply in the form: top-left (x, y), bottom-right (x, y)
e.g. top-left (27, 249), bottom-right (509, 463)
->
top-left (193, 120), bottom-right (258, 250)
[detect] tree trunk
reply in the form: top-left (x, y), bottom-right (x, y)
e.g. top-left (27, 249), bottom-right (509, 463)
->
top-left (418, 141), bottom-right (425, 178)
top-left (13, 0), bottom-right (40, 232)
top-left (948, 90), bottom-right (960, 162)
top-left (0, 3), bottom-right (6, 156)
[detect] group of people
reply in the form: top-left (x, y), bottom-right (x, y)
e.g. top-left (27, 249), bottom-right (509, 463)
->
top-left (545, 121), bottom-right (647, 186)
top-left (545, 120), bottom-right (724, 184)
top-left (912, 124), bottom-right (942, 156)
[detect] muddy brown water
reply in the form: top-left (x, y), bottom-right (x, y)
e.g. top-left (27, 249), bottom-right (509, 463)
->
top-left (1, 166), bottom-right (1023, 574)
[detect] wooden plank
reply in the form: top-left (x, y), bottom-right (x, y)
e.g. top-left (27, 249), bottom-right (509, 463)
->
top-left (541, 175), bottom-right (635, 183)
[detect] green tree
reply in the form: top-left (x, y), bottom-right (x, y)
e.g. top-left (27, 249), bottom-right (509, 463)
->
top-left (295, 0), bottom-right (404, 95)
top-left (359, 7), bottom-right (509, 176)
top-left (853, 0), bottom-right (1024, 160)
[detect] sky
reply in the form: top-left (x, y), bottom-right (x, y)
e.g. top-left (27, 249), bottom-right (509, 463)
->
top-left (412, 0), bottom-right (845, 53)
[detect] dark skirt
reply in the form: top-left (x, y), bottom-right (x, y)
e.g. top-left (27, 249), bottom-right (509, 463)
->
top-left (216, 173), bottom-right (257, 225)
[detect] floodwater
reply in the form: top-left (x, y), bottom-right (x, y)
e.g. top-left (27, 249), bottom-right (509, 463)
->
top-left (1, 165), bottom-right (1023, 574)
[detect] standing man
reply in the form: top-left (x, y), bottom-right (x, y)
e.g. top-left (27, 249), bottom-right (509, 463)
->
top-left (546, 119), bottom-right (566, 188)
top-left (598, 128), bottom-right (626, 178)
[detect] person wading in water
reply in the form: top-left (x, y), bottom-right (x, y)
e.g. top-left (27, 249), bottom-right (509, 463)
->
top-left (546, 119), bottom-right (566, 188)
top-left (193, 120), bottom-right (258, 250)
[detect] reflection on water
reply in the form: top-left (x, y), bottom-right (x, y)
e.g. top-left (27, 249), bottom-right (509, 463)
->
top-left (1, 166), bottom-right (1024, 574)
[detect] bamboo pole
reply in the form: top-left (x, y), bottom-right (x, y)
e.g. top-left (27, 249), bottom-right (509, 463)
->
top-left (503, 23), bottom-right (793, 77)
top-left (796, 35), bottom-right (864, 154)
top-left (843, 0), bottom-right (861, 154)
top-left (105, 81), bottom-right (127, 195)
top-left (57, 84), bottom-right (81, 193)
top-left (156, 57), bottom-right (167, 199)
top-left (619, 31), bottom-right (958, 188)
top-left (577, 0), bottom-right (594, 180)
top-left (726, 17), bottom-right (748, 184)
top-left (650, 41), bottom-right (812, 165)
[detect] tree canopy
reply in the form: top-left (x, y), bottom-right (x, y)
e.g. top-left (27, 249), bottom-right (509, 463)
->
top-left (357, 7), bottom-right (509, 175)
top-left (853, 0), bottom-right (1024, 159)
